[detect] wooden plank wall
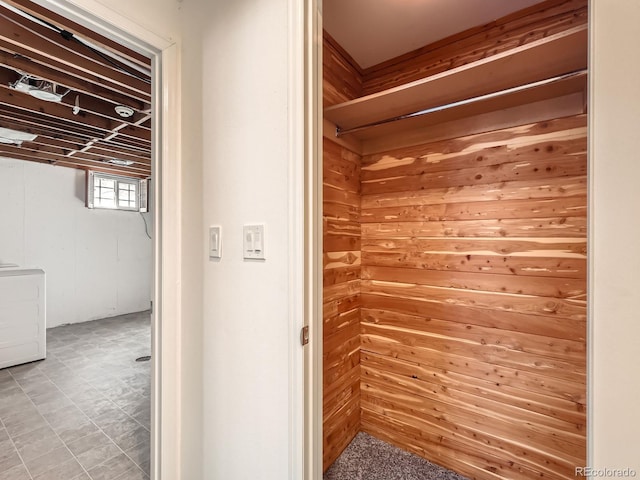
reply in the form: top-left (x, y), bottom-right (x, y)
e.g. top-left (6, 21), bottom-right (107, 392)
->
top-left (361, 0), bottom-right (587, 96)
top-left (359, 115), bottom-right (587, 479)
top-left (323, 32), bottom-right (362, 108)
top-left (322, 33), bottom-right (363, 470)
top-left (322, 0), bottom-right (588, 475)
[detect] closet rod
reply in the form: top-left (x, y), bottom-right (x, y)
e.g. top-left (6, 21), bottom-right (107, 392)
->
top-left (335, 69), bottom-right (588, 137)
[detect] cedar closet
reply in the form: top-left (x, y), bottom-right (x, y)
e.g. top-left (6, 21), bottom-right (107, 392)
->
top-left (322, 1), bottom-right (587, 479)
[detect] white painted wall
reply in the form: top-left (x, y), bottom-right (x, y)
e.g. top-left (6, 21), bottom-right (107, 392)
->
top-left (0, 156), bottom-right (152, 327)
top-left (181, 0), bottom-right (301, 478)
top-left (590, 0), bottom-right (640, 473)
top-left (25, 0), bottom-right (640, 478)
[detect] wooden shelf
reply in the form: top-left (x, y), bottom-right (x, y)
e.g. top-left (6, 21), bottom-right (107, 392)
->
top-left (324, 24), bottom-right (588, 134)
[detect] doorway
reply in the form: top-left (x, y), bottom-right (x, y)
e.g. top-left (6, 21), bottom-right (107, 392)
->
top-left (0, 0), bottom-right (180, 478)
top-left (312, 1), bottom-right (589, 478)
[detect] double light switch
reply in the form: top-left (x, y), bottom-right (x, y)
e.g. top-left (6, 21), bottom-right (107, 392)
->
top-left (208, 224), bottom-right (266, 260)
top-left (243, 224), bottom-right (265, 260)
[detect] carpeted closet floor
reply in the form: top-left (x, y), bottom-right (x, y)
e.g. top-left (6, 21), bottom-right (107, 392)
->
top-left (324, 432), bottom-right (470, 480)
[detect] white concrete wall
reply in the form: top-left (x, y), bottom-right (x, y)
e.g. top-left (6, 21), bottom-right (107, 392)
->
top-left (591, 0), bottom-right (640, 473)
top-left (0, 156), bottom-right (152, 327)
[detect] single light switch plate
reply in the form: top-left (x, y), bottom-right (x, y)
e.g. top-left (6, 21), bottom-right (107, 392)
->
top-left (209, 225), bottom-right (222, 259)
top-left (243, 224), bottom-right (265, 260)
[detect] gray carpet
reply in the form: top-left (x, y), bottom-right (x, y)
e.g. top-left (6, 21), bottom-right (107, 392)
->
top-left (324, 432), bottom-right (470, 480)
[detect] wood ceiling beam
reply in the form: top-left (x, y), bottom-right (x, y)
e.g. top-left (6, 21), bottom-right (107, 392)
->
top-left (0, 9), bottom-right (151, 97)
top-left (0, 151), bottom-right (147, 177)
top-left (71, 164), bottom-right (148, 178)
top-left (0, 49), bottom-right (148, 110)
top-left (0, 3), bottom-right (152, 179)
top-left (0, 144), bottom-right (150, 176)
top-left (0, 100), bottom-right (150, 163)
top-left (0, 39), bottom-right (150, 104)
top-left (83, 145), bottom-right (150, 164)
top-left (95, 138), bottom-right (151, 154)
top-left (0, 116), bottom-right (88, 146)
top-left (0, 106), bottom-right (151, 168)
top-left (61, 93), bottom-right (151, 128)
top-left (2, 0), bottom-right (151, 69)
top-left (10, 138), bottom-right (150, 167)
top-left (0, 66), bottom-right (151, 127)
top-left (0, 86), bottom-right (116, 132)
top-left (69, 149), bottom-right (150, 167)
top-left (99, 141), bottom-right (150, 155)
top-left (79, 139), bottom-right (151, 159)
top-left (0, 104), bottom-right (106, 138)
top-left (23, 132), bottom-right (83, 151)
top-left (114, 123), bottom-right (151, 142)
top-left (0, 87), bottom-right (152, 143)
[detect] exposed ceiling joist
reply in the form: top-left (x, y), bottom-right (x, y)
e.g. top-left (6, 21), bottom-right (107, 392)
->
top-left (0, 0), bottom-right (152, 178)
top-left (0, 9), bottom-right (150, 97)
top-left (1, 0), bottom-right (150, 69)
top-left (0, 143), bottom-right (149, 176)
top-left (0, 49), bottom-right (147, 109)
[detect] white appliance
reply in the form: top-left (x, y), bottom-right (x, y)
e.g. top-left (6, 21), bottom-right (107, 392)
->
top-left (0, 267), bottom-right (46, 369)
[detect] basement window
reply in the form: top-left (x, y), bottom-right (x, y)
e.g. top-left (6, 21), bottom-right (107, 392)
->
top-left (86, 171), bottom-right (149, 212)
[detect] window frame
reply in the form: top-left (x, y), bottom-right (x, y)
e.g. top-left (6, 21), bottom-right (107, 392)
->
top-left (86, 171), bottom-right (148, 212)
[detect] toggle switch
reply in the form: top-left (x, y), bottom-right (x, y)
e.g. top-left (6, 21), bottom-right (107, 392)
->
top-left (209, 226), bottom-right (222, 259)
top-left (243, 224), bottom-right (265, 260)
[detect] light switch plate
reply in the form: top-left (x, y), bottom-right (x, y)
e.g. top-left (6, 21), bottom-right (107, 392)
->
top-left (209, 226), bottom-right (222, 259)
top-left (243, 224), bottom-right (265, 260)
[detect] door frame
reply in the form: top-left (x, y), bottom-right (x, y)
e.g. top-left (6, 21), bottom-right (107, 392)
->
top-left (303, 1), bottom-right (599, 478)
top-left (303, 0), bottom-right (323, 477)
top-left (27, 1), bottom-right (181, 479)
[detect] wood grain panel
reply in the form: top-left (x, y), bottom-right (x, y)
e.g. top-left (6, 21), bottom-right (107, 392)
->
top-left (324, 387), bottom-right (360, 473)
top-left (362, 352), bottom-right (586, 426)
top-left (361, 217), bottom-right (586, 238)
top-left (361, 196), bottom-right (587, 223)
top-left (361, 116), bottom-right (587, 177)
top-left (361, 153), bottom-right (586, 195)
top-left (362, 0), bottom-right (587, 95)
top-left (362, 373), bottom-right (585, 460)
top-left (322, 2), bottom-right (587, 475)
top-left (361, 266), bottom-right (586, 299)
top-left (361, 280), bottom-right (586, 321)
top-left (361, 332), bottom-right (585, 403)
top-left (360, 410), bottom-right (522, 480)
top-left (359, 114), bottom-right (587, 478)
top-left (323, 111), bottom-right (362, 470)
top-left (361, 294), bottom-right (585, 341)
top-left (361, 310), bottom-right (585, 370)
top-left (360, 321), bottom-right (585, 382)
top-left (361, 175), bottom-right (587, 210)
top-left (361, 393), bottom-right (581, 480)
top-left (323, 32), bottom-right (362, 108)
top-left (326, 26), bottom-right (587, 133)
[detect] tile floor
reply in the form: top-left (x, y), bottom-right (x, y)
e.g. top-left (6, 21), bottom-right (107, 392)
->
top-left (0, 312), bottom-right (151, 480)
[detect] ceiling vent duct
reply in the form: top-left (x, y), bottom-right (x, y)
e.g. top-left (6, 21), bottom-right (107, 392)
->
top-left (10, 75), bottom-right (70, 103)
top-left (0, 127), bottom-right (37, 146)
